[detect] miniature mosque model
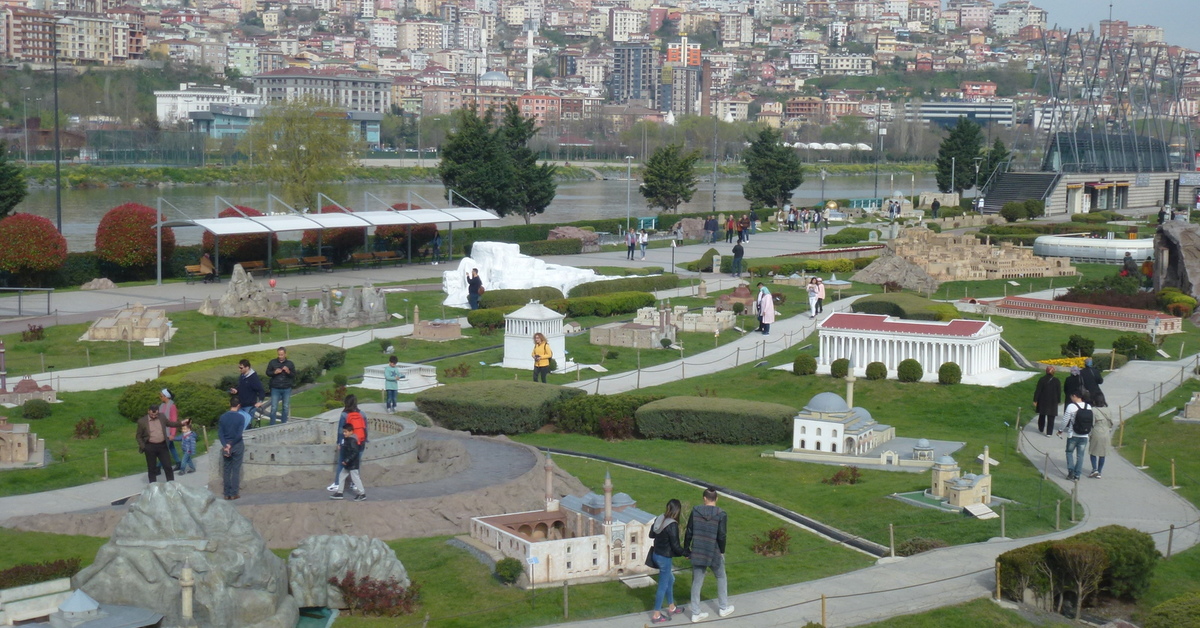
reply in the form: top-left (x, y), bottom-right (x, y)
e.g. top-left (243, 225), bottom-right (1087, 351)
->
top-left (469, 456), bottom-right (656, 586)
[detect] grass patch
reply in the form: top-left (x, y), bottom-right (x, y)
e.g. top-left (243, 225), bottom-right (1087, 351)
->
top-left (0, 528), bottom-right (108, 572)
top-left (975, 314), bottom-right (1200, 367)
top-left (857, 598), bottom-right (1056, 627)
top-left (932, 263), bottom-right (1119, 301)
top-left (1116, 378), bottom-right (1200, 513)
top-left (1135, 543), bottom-right (1200, 623)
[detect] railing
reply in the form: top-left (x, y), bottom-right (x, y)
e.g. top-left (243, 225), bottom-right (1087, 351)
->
top-left (0, 288), bottom-right (53, 317)
top-left (978, 157), bottom-right (1012, 199)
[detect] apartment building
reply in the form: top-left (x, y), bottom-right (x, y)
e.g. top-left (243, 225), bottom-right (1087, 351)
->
top-left (608, 8), bottom-right (644, 42)
top-left (609, 43), bottom-right (657, 106)
top-left (397, 20), bottom-right (446, 50)
top-left (5, 8), bottom-right (56, 64)
top-left (253, 68), bottom-right (392, 113)
top-left (819, 54), bottom-right (874, 75)
top-left (155, 82), bottom-right (264, 124)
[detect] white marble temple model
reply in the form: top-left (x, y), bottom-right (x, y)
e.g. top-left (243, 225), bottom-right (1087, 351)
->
top-left (442, 242), bottom-right (618, 308)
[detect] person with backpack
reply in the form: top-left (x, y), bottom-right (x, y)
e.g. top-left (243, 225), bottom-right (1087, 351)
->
top-left (1057, 390), bottom-right (1094, 481)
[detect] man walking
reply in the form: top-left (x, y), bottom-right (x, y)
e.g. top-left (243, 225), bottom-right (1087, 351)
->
top-left (136, 404), bottom-right (184, 483)
top-left (626, 230), bottom-right (637, 260)
top-left (685, 487), bottom-right (733, 622)
top-left (1057, 390), bottom-right (1093, 481)
top-left (731, 241), bottom-right (744, 278)
top-left (218, 397), bottom-right (246, 500)
top-left (265, 347), bottom-right (296, 425)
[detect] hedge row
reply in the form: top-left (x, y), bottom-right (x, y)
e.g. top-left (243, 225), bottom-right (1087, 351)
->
top-left (822, 227), bottom-right (878, 245)
top-left (465, 305), bottom-right (521, 331)
top-left (706, 256), bottom-right (876, 276)
top-left (519, 238), bottom-right (583, 256)
top-left (635, 397), bottom-right (795, 445)
top-left (0, 558), bottom-right (82, 589)
top-left (157, 344), bottom-right (346, 390)
top-left (414, 381), bottom-right (586, 434)
top-left (456, 218), bottom-right (627, 254)
top-left (551, 393), bottom-right (664, 436)
top-left (479, 287), bottom-right (565, 309)
top-left (117, 379), bottom-right (230, 428)
top-left (998, 525), bottom-right (1158, 607)
top-left (545, 291), bottom-right (655, 317)
top-left (851, 293), bottom-right (959, 321)
top-left (567, 275), bottom-right (679, 297)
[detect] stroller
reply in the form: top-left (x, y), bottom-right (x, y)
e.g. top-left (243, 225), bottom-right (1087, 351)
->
top-left (244, 401), bottom-right (275, 430)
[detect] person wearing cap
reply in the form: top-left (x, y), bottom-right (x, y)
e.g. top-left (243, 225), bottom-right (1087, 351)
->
top-left (135, 403), bottom-right (184, 483)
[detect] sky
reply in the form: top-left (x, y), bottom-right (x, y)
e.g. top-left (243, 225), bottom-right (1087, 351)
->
top-left (1030, 0), bottom-right (1200, 52)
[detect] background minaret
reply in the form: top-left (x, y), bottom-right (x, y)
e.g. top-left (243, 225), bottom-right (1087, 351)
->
top-left (982, 445), bottom-right (990, 476)
top-left (524, 0), bottom-right (537, 91)
top-left (603, 471), bottom-right (613, 525)
top-left (0, 340), bottom-right (7, 392)
top-left (544, 453), bottom-right (559, 511)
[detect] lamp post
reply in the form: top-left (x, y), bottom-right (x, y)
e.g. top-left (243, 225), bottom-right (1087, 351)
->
top-left (951, 156), bottom-right (956, 199)
top-left (973, 156), bottom-right (984, 209)
top-left (21, 88), bottom-right (30, 163)
top-left (53, 17), bottom-right (73, 234)
top-left (624, 155), bottom-right (634, 233)
top-left (820, 168), bottom-right (827, 203)
top-left (873, 122), bottom-right (886, 208)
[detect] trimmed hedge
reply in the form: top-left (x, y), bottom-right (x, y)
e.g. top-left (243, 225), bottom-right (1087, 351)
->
top-left (0, 213), bottom-right (69, 286)
top-left (157, 344), bottom-right (346, 390)
top-left (822, 227), bottom-right (877, 245)
top-left (793, 354), bottom-right (817, 376)
top-left (568, 275), bottom-right (679, 297)
top-left (544, 291), bottom-right (655, 317)
top-left (865, 361), bottom-right (887, 380)
top-left (938, 362), bottom-right (962, 385)
top-left (0, 558), bottom-right (82, 589)
top-left (520, 238), bottom-right (583, 256)
top-left (852, 293), bottom-right (959, 321)
top-left (415, 381), bottom-right (586, 434)
top-left (465, 306), bottom-right (519, 332)
top-left (897, 359), bottom-right (923, 382)
top-left (685, 248), bottom-right (721, 272)
top-left (479, 287), bottom-right (565, 309)
top-left (635, 397), bottom-right (795, 445)
top-left (830, 358), bottom-right (850, 379)
top-left (1145, 592), bottom-right (1200, 628)
top-left (95, 203), bottom-right (176, 274)
top-left (22, 399), bottom-right (52, 420)
top-left (117, 379), bottom-right (231, 428)
top-left (550, 393), bottom-right (663, 436)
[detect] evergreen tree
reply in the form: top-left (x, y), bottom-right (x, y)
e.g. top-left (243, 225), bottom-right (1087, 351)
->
top-left (438, 107), bottom-right (513, 214)
top-left (497, 102), bottom-right (557, 224)
top-left (639, 143), bottom-right (701, 213)
top-left (983, 137), bottom-right (1011, 188)
top-left (742, 127), bottom-right (804, 210)
top-left (0, 141), bottom-right (28, 219)
top-left (934, 117), bottom-right (985, 194)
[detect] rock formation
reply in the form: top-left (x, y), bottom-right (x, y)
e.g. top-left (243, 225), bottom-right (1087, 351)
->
top-left (80, 278), bottom-right (116, 290)
top-left (851, 252), bottom-right (940, 294)
top-left (288, 535), bottom-right (410, 608)
top-left (72, 483), bottom-right (297, 628)
top-left (442, 242), bottom-right (618, 308)
top-left (199, 265), bottom-right (386, 328)
top-left (548, 226), bottom-right (600, 247)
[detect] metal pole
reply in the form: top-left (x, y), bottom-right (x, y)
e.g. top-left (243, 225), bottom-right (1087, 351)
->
top-left (888, 523), bottom-right (895, 557)
top-left (156, 198), bottom-right (163, 285)
top-left (625, 156), bottom-right (633, 233)
top-left (53, 23), bottom-right (63, 234)
top-left (22, 90), bottom-right (29, 163)
top-left (1168, 524), bottom-right (1176, 558)
top-left (951, 156), bottom-right (956, 199)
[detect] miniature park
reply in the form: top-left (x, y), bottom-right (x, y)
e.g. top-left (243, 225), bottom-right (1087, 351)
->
top-left (1, 205), bottom-right (1200, 628)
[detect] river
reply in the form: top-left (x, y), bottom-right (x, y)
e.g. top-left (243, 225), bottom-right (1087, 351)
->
top-left (15, 173), bottom-right (939, 251)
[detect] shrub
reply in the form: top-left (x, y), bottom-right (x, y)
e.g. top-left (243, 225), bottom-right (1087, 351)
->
top-left (158, 345), bottom-right (344, 390)
top-left (830, 358), bottom-right (850, 378)
top-left (479, 287), bottom-right (565, 309)
top-left (21, 399), bottom-right (52, 420)
top-left (201, 206), bottom-right (278, 263)
top-left (328, 571), bottom-right (421, 617)
top-left (74, 417), bottom-right (101, 439)
top-left (732, 302), bottom-right (745, 315)
top-left (897, 359), bottom-right (923, 382)
top-left (465, 306), bottom-right (516, 333)
top-left (938, 362), bottom-right (962, 385)
top-left (1113, 334), bottom-right (1156, 361)
top-left (117, 379), bottom-right (230, 427)
top-left (21, 324), bottom-right (44, 342)
top-left (685, 248), bottom-right (721, 272)
top-left (852, 293), bottom-right (958, 321)
top-left (301, 206), bottom-right (367, 263)
top-left (1073, 525), bottom-right (1159, 599)
top-left (604, 350), bottom-right (619, 360)
top-left (999, 350), bottom-right (1016, 369)
top-left (896, 537), bottom-right (948, 557)
top-left (94, 203), bottom-right (175, 275)
top-left (545, 292), bottom-right (655, 318)
top-left (1023, 199), bottom-right (1046, 219)
top-left (635, 397), bottom-right (795, 445)
top-left (51, 252), bottom-right (102, 287)
top-left (821, 466), bottom-right (861, 485)
top-left (0, 558), bottom-right (82, 589)
top-left (550, 393), bottom-right (662, 437)
top-left (865, 361), bottom-right (887, 380)
top-left (750, 527), bottom-right (791, 557)
top-left (0, 213), bottom-right (68, 286)
top-left (520, 238), bottom-right (582, 256)
top-left (567, 275), bottom-right (679, 297)
top-left (1061, 334), bottom-right (1095, 357)
top-left (494, 557), bottom-right (524, 585)
top-left (1145, 591), bottom-right (1200, 628)
top-left (822, 227), bottom-right (876, 245)
top-left (415, 381), bottom-right (586, 434)
top-left (1000, 201), bottom-right (1026, 222)
top-left (793, 354), bottom-right (817, 376)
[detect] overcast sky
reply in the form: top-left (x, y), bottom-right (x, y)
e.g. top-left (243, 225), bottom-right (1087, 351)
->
top-left (1031, 0), bottom-right (1200, 51)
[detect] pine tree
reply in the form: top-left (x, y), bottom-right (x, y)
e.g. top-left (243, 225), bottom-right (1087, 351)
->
top-left (0, 141), bottom-right (28, 219)
top-left (438, 107), bottom-right (513, 214)
top-left (983, 138), bottom-right (1011, 188)
top-left (934, 117), bottom-right (985, 194)
top-left (742, 127), bottom-right (804, 210)
top-left (497, 103), bottom-right (557, 224)
top-left (639, 143), bottom-right (701, 213)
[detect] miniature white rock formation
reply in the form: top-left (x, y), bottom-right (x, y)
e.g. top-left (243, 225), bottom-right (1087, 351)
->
top-left (442, 242), bottom-right (618, 308)
top-left (200, 265), bottom-right (386, 328)
top-left (288, 535), bottom-right (410, 609)
top-left (80, 278), bottom-right (116, 290)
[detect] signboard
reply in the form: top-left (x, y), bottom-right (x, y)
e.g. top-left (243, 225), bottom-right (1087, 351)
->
top-left (1135, 173), bottom-right (1150, 187)
top-left (1181, 173), bottom-right (1200, 186)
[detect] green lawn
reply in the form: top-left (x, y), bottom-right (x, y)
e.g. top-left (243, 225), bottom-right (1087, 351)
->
top-left (932, 263), bottom-right (1121, 301)
top-left (857, 598), bottom-right (1064, 627)
top-left (973, 314), bottom-right (1200, 366)
top-left (0, 528), bottom-right (107, 572)
top-left (1116, 379), bottom-right (1200, 517)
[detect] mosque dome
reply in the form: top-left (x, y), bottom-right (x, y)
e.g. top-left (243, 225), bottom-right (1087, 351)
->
top-left (803, 392), bottom-right (850, 413)
top-left (916, 438), bottom-right (931, 448)
top-left (852, 407), bottom-right (873, 422)
top-left (479, 70), bottom-right (511, 87)
top-left (936, 455), bottom-right (957, 466)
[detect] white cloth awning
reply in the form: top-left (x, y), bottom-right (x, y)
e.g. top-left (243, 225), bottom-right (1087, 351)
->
top-left (158, 205), bottom-right (499, 236)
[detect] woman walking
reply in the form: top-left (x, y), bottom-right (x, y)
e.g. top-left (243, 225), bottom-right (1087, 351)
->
top-left (532, 332), bottom-right (552, 383)
top-left (757, 284), bottom-right (776, 335)
top-left (159, 389), bottom-right (182, 472)
top-left (806, 278), bottom-right (820, 319)
top-left (639, 230), bottom-right (649, 260)
top-left (1088, 392), bottom-right (1115, 479)
top-left (648, 499), bottom-right (689, 623)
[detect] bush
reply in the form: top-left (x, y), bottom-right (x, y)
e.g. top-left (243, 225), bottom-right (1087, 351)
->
top-left (821, 467), bottom-right (861, 485)
top-left (567, 275), bottom-right (679, 297)
top-left (0, 558), bottom-right (82, 589)
top-left (21, 399), bottom-right (52, 420)
top-left (52, 252), bottom-right (101, 287)
top-left (865, 361), bottom-right (887, 380)
top-left (1000, 201), bottom-right (1026, 222)
top-left (635, 397), bottom-right (795, 445)
top-left (545, 292), bottom-right (655, 318)
top-left (937, 362), bottom-right (962, 385)
top-left (1023, 199), bottom-right (1045, 219)
top-left (465, 306), bottom-right (517, 333)
top-left (1061, 334), bottom-right (1095, 357)
top-left (897, 359), bottom-right (923, 382)
top-left (830, 358), bottom-right (850, 378)
top-left (1073, 525), bottom-right (1159, 599)
top-left (374, 202), bottom-right (439, 254)
top-left (94, 203), bottom-right (175, 276)
top-left (793, 354), bottom-right (817, 376)
top-left (301, 206), bottom-right (367, 263)
top-left (822, 227), bottom-right (876, 245)
top-left (158, 344), bottom-right (345, 390)
top-left (479, 287), bottom-right (565, 309)
top-left (1113, 334), bottom-right (1156, 361)
top-left (550, 393), bottom-right (662, 437)
top-left (520, 238), bottom-right (583, 256)
top-left (202, 206), bottom-right (278, 264)
top-left (750, 527), bottom-right (791, 557)
top-left (494, 557), bottom-right (524, 585)
top-left (852, 293), bottom-right (959, 321)
top-left (117, 379), bottom-right (232, 428)
top-left (21, 324), bottom-right (44, 342)
top-left (415, 381), bottom-right (586, 434)
top-left (74, 417), bottom-right (101, 439)
top-left (0, 213), bottom-right (69, 286)
top-left (1145, 591), bottom-right (1200, 628)
top-left (685, 248), bottom-right (722, 272)
top-left (1092, 351), bottom-right (1128, 370)
top-left (328, 571), bottom-right (421, 617)
top-left (999, 350), bottom-right (1016, 369)
top-left (896, 537), bottom-right (948, 557)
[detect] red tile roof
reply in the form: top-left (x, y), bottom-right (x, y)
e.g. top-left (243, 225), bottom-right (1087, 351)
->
top-left (982, 296), bottom-right (1176, 321)
top-left (820, 312), bottom-right (992, 337)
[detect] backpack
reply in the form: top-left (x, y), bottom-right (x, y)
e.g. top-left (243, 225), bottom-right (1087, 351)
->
top-left (1071, 405), bottom-right (1094, 435)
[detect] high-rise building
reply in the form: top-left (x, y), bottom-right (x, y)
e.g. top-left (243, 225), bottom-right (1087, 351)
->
top-left (609, 43), bottom-right (657, 106)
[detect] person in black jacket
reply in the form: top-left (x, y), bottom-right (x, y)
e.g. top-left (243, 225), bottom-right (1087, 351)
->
top-left (331, 424), bottom-right (366, 501)
top-left (265, 347), bottom-right (296, 425)
top-left (648, 498), bottom-right (689, 623)
top-left (1081, 357), bottom-right (1104, 399)
top-left (229, 359), bottom-right (265, 428)
top-left (1063, 366), bottom-right (1082, 415)
top-left (1033, 366), bottom-right (1061, 436)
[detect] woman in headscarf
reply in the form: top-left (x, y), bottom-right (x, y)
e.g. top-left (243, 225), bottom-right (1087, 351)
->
top-left (757, 283), bottom-right (776, 336)
top-left (159, 388), bottom-right (182, 472)
top-left (1063, 366), bottom-right (1083, 415)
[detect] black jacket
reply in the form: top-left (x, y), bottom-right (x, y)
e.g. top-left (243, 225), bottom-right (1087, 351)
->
top-left (266, 358), bottom-right (296, 390)
top-left (340, 434), bottom-right (362, 470)
top-left (234, 370), bottom-right (265, 408)
top-left (1081, 366), bottom-right (1104, 396)
top-left (649, 517), bottom-right (689, 559)
top-left (732, 244), bottom-right (744, 260)
top-left (1033, 373), bottom-right (1061, 414)
top-left (1063, 373), bottom-right (1082, 407)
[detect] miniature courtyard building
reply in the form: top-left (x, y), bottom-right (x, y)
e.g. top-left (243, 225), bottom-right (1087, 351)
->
top-left (589, 321), bottom-right (662, 349)
top-left (930, 447), bottom-right (993, 509)
top-left (470, 460), bottom-right (655, 586)
top-left (81, 303), bottom-right (175, 344)
top-left (410, 305), bottom-right (464, 341)
top-left (818, 313), bottom-right (1003, 380)
top-left (889, 227), bottom-right (1076, 282)
top-left (715, 284), bottom-right (756, 314)
top-left (0, 416), bottom-right (45, 467)
top-left (0, 343), bottom-right (57, 406)
top-left (977, 296), bottom-right (1182, 336)
top-left (503, 301), bottom-right (568, 370)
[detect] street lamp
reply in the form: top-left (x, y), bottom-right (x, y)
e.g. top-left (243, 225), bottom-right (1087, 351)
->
top-left (624, 155), bottom-right (634, 233)
top-left (872, 121), bottom-right (886, 207)
top-left (53, 17), bottom-right (73, 234)
top-left (820, 168), bottom-right (827, 203)
top-left (973, 156), bottom-right (984, 209)
top-left (951, 156), bottom-right (956, 199)
top-left (21, 87), bottom-right (30, 163)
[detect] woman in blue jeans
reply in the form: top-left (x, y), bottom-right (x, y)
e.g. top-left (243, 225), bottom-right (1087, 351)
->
top-left (648, 499), bottom-right (689, 623)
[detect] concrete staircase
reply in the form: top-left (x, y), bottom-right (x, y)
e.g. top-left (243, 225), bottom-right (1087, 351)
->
top-left (981, 172), bottom-right (1060, 214)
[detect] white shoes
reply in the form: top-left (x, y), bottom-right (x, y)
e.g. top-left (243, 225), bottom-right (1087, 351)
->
top-left (719, 606), bottom-right (735, 617)
top-left (326, 483), bottom-right (339, 492)
top-left (691, 612), bottom-right (709, 623)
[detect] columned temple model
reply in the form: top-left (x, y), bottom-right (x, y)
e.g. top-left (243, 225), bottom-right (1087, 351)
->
top-left (818, 313), bottom-right (1003, 381)
top-left (503, 301), bottom-right (570, 371)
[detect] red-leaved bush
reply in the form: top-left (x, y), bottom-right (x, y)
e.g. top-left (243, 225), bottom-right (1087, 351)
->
top-left (328, 570), bottom-right (421, 617)
top-left (376, 203), bottom-right (437, 253)
top-left (301, 205), bottom-right (366, 262)
top-left (201, 206), bottom-right (278, 262)
top-left (94, 203), bottom-right (175, 270)
top-left (0, 214), bottom-right (68, 285)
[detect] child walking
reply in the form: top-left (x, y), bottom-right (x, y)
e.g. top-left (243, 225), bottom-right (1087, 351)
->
top-left (331, 424), bottom-right (366, 501)
top-left (179, 419), bottom-right (197, 474)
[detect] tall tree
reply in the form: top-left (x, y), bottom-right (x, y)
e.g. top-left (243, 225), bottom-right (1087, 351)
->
top-left (982, 137), bottom-right (1011, 188)
top-left (0, 141), bottom-right (28, 219)
top-left (934, 116), bottom-right (985, 194)
top-left (742, 127), bottom-right (804, 210)
top-left (438, 106), bottom-right (511, 214)
top-left (497, 102), bottom-right (557, 224)
top-left (639, 143), bottom-right (701, 213)
top-left (241, 98), bottom-right (363, 211)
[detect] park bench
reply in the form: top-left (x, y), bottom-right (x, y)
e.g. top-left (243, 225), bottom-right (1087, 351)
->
top-left (239, 261), bottom-right (268, 276)
top-left (184, 265), bottom-right (206, 284)
top-left (302, 256), bottom-right (333, 273)
top-left (276, 258), bottom-right (306, 275)
top-left (373, 251), bottom-right (402, 266)
top-left (350, 252), bottom-right (378, 269)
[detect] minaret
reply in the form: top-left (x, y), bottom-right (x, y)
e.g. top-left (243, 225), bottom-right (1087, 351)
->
top-left (544, 453), bottom-right (559, 511)
top-left (413, 305), bottom-right (420, 327)
top-left (180, 559), bottom-right (196, 627)
top-left (0, 340), bottom-right (7, 392)
top-left (603, 471), bottom-right (613, 525)
top-left (845, 354), bottom-right (856, 407)
top-left (982, 446), bottom-right (990, 476)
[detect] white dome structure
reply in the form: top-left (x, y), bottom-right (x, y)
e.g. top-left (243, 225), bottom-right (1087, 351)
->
top-left (479, 70), bottom-right (512, 87)
top-left (803, 392), bottom-right (850, 414)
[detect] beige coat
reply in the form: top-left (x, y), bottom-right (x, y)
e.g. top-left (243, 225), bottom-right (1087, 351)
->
top-left (1088, 407), bottom-right (1114, 457)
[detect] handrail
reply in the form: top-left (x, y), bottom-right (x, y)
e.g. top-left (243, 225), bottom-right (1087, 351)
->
top-left (978, 157), bottom-right (1011, 197)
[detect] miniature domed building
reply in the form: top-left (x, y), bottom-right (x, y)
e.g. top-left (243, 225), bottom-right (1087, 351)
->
top-left (913, 438), bottom-right (935, 461)
top-left (791, 392), bottom-right (894, 455)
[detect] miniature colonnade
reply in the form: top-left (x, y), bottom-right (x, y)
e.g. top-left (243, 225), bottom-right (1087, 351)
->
top-left (818, 313), bottom-right (1003, 377)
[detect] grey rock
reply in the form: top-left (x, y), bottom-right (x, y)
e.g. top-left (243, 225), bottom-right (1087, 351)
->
top-left (288, 535), bottom-right (410, 609)
top-left (72, 483), bottom-right (298, 628)
top-left (80, 278), bottom-right (116, 290)
top-left (548, 226), bottom-right (600, 246)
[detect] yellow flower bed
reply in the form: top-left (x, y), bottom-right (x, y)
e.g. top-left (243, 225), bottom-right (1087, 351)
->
top-left (1039, 357), bottom-right (1088, 368)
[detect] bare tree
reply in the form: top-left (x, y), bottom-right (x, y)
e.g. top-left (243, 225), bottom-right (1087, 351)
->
top-left (1052, 542), bottom-right (1109, 620)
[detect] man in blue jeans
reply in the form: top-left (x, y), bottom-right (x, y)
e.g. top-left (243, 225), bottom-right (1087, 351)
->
top-left (1057, 390), bottom-right (1092, 481)
top-left (685, 487), bottom-right (734, 621)
top-left (265, 347), bottom-right (296, 425)
top-left (218, 397), bottom-right (246, 500)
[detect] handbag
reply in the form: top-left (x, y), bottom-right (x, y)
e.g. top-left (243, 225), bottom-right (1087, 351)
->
top-left (645, 548), bottom-right (656, 568)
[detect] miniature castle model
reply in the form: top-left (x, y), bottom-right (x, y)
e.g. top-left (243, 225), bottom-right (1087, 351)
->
top-left (503, 301), bottom-right (570, 370)
top-left (590, 305), bottom-right (735, 349)
top-left (199, 264), bottom-right (387, 328)
top-left (977, 296), bottom-right (1183, 336)
top-left (361, 362), bottom-right (440, 393)
top-left (470, 458), bottom-right (656, 586)
top-left (891, 227), bottom-right (1076, 282)
top-left (930, 447), bottom-right (994, 511)
top-left (818, 312), bottom-right (1004, 380)
top-left (0, 342), bottom-right (57, 406)
top-left (715, 284), bottom-right (757, 314)
top-left (0, 416), bottom-right (46, 467)
top-left (81, 303), bottom-right (175, 344)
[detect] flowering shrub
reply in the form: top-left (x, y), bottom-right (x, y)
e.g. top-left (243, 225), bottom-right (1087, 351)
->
top-left (301, 205), bottom-right (366, 262)
top-left (1040, 357), bottom-right (1088, 369)
top-left (201, 206), bottom-right (278, 262)
top-left (376, 203), bottom-right (437, 253)
top-left (0, 213), bottom-right (68, 285)
top-left (94, 203), bottom-right (175, 271)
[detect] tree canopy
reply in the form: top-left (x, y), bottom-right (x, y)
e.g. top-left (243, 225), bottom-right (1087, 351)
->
top-left (639, 143), bottom-right (701, 213)
top-left (0, 141), bottom-right (28, 219)
top-left (934, 117), bottom-right (985, 194)
top-left (742, 127), bottom-right (804, 210)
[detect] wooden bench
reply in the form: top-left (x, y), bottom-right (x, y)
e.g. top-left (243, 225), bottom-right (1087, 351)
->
top-left (276, 257), bottom-right (306, 274)
top-left (350, 252), bottom-right (378, 269)
top-left (184, 265), bottom-right (205, 284)
top-left (373, 251), bottom-right (403, 266)
top-left (239, 261), bottom-right (268, 276)
top-left (302, 256), bottom-right (332, 273)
